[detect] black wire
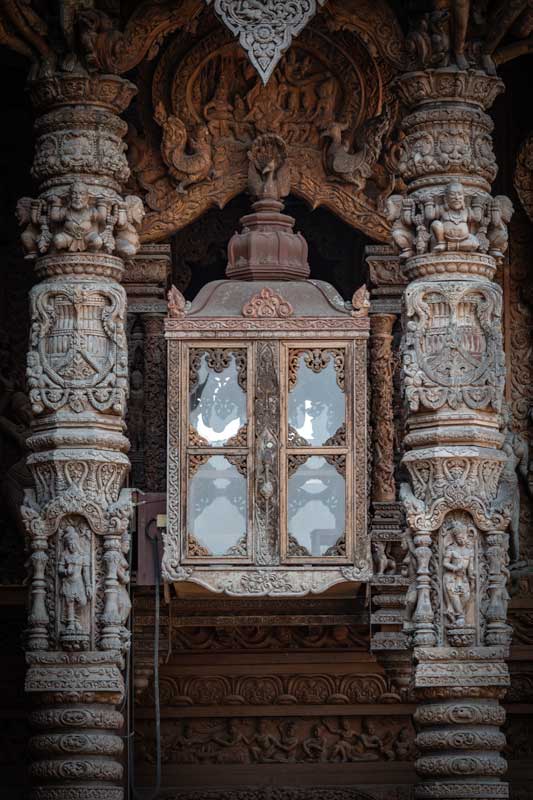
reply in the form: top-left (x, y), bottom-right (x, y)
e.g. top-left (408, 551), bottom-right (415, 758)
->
top-left (128, 527), bottom-right (162, 800)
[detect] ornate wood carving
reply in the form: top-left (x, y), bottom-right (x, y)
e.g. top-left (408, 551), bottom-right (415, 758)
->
top-left (18, 62), bottom-right (143, 800)
top-left (370, 314), bottom-right (396, 504)
top-left (132, 19), bottom-right (397, 242)
top-left (393, 65), bottom-right (513, 800)
top-left (205, 0), bottom-right (328, 85)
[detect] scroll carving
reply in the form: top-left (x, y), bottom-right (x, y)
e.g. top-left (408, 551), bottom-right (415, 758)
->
top-left (242, 288), bottom-right (293, 319)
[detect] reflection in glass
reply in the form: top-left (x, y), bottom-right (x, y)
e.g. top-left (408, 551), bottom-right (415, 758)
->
top-left (288, 456), bottom-right (345, 556)
top-left (188, 456), bottom-right (247, 556)
top-left (288, 354), bottom-right (345, 446)
top-left (190, 352), bottom-right (246, 446)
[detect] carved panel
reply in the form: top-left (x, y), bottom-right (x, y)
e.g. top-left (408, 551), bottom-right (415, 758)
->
top-left (135, 21), bottom-right (394, 242)
top-left (135, 715), bottom-right (415, 766)
top-left (402, 280), bottom-right (505, 414)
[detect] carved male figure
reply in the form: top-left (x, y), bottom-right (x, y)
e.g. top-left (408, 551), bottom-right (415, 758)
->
top-left (58, 524), bottom-right (92, 633)
top-left (442, 519), bottom-right (475, 627)
top-left (425, 181), bottom-right (483, 253)
top-left (49, 181), bottom-right (108, 253)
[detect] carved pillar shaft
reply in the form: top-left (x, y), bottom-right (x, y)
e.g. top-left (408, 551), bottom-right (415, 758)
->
top-left (392, 69), bottom-right (512, 799)
top-left (370, 313), bottom-right (396, 504)
top-left (143, 314), bottom-right (167, 492)
top-left (19, 66), bottom-right (142, 800)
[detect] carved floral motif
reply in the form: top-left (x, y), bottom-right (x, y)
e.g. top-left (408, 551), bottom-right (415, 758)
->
top-left (242, 287), bottom-right (293, 319)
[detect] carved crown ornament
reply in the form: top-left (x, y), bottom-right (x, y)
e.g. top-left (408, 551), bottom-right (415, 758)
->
top-left (127, 18), bottom-right (400, 243)
top-left (205, 0), bottom-right (328, 84)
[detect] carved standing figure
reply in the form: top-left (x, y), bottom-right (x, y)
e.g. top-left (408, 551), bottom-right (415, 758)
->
top-left (442, 519), bottom-right (475, 627)
top-left (58, 524), bottom-right (92, 634)
top-left (496, 405), bottom-right (530, 565)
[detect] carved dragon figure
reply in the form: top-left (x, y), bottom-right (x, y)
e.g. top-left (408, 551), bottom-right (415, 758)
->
top-left (154, 102), bottom-right (213, 194)
top-left (321, 107), bottom-right (391, 192)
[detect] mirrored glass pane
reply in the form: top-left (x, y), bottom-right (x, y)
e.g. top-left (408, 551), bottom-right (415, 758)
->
top-left (188, 455), bottom-right (247, 557)
top-left (288, 351), bottom-right (345, 446)
top-left (288, 456), bottom-right (345, 557)
top-left (189, 350), bottom-right (247, 446)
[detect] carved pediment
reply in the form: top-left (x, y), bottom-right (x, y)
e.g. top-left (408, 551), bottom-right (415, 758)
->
top-left (128, 19), bottom-right (401, 244)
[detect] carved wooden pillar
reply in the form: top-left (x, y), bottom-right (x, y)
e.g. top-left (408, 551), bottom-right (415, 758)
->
top-left (370, 313), bottom-right (396, 504)
top-left (18, 66), bottom-right (142, 800)
top-left (143, 314), bottom-right (167, 492)
top-left (391, 68), bottom-right (513, 800)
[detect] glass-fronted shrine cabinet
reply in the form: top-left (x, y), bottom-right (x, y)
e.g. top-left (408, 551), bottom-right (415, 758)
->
top-left (162, 136), bottom-right (370, 597)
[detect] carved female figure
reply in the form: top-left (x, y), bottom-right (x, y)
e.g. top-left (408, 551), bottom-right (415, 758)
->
top-left (442, 519), bottom-right (475, 627)
top-left (58, 524), bottom-right (92, 633)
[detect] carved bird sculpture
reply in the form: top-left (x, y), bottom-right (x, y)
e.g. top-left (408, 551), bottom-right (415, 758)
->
top-left (321, 107), bottom-right (391, 191)
top-left (154, 102), bottom-right (213, 194)
top-left (247, 134), bottom-right (291, 202)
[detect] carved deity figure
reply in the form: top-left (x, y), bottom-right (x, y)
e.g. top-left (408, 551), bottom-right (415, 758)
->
top-left (496, 405), bottom-right (530, 565)
top-left (487, 195), bottom-right (514, 259)
top-left (58, 524), bottom-right (92, 634)
top-left (49, 182), bottom-right (109, 254)
top-left (425, 181), bottom-right (483, 253)
top-left (302, 723), bottom-right (327, 762)
top-left (442, 519), bottom-right (475, 627)
top-left (16, 197), bottom-right (47, 259)
top-left (386, 195), bottom-right (416, 259)
top-left (114, 196), bottom-right (144, 259)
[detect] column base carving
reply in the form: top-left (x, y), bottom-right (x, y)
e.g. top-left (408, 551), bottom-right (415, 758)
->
top-left (26, 652), bottom-right (125, 800)
top-left (414, 648), bottom-right (509, 800)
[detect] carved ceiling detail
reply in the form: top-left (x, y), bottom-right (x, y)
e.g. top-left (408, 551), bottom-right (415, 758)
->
top-left (133, 21), bottom-right (399, 243)
top-left (205, 0), bottom-right (327, 84)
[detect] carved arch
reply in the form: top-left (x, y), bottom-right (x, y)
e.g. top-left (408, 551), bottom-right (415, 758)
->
top-left (129, 13), bottom-right (401, 243)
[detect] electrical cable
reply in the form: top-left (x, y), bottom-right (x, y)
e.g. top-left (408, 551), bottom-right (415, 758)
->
top-left (128, 517), bottom-right (162, 800)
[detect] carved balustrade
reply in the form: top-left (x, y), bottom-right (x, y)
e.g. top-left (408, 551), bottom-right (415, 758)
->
top-left (18, 64), bottom-right (142, 800)
top-left (391, 68), bottom-right (514, 800)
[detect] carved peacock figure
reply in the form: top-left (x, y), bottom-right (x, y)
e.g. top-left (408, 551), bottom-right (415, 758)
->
top-left (321, 107), bottom-right (392, 192)
top-left (247, 133), bottom-right (291, 202)
top-left (154, 101), bottom-right (213, 194)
